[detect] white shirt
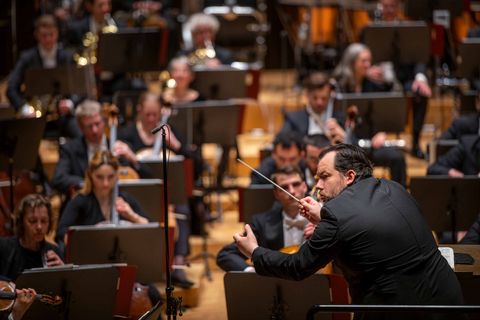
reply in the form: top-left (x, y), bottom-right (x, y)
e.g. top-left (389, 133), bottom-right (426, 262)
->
top-left (87, 135), bottom-right (108, 161)
top-left (38, 44), bottom-right (58, 69)
top-left (306, 105), bottom-right (327, 135)
top-left (282, 211), bottom-right (308, 247)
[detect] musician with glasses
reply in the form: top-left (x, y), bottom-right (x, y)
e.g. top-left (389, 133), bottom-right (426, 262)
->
top-left (217, 166), bottom-right (314, 272)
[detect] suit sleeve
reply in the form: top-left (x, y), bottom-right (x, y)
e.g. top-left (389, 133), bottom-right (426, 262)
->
top-left (56, 196), bottom-right (84, 244)
top-left (6, 52), bottom-right (29, 110)
top-left (427, 144), bottom-right (466, 175)
top-left (51, 144), bottom-right (84, 191)
top-left (461, 213), bottom-right (480, 244)
top-left (252, 207), bottom-right (339, 281)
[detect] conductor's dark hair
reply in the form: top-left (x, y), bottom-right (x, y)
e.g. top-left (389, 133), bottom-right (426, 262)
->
top-left (319, 144), bottom-right (373, 180)
top-left (270, 165), bottom-right (305, 183)
top-left (273, 131), bottom-right (303, 151)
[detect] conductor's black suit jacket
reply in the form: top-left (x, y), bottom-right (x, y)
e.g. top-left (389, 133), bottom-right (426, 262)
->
top-left (217, 204), bottom-right (284, 271)
top-left (252, 177), bottom-right (464, 319)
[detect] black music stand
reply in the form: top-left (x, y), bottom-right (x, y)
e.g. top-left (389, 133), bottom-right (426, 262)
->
top-left (335, 92), bottom-right (407, 138)
top-left (66, 223), bottom-right (165, 283)
top-left (25, 65), bottom-right (94, 97)
top-left (458, 90), bottom-right (478, 115)
top-left (0, 118), bottom-right (46, 215)
top-left (410, 177), bottom-right (480, 243)
top-left (427, 139), bottom-right (459, 164)
top-left (118, 179), bottom-right (164, 222)
top-left (16, 264), bottom-right (122, 320)
top-left (224, 272), bottom-right (332, 320)
top-left (404, 0), bottom-right (464, 20)
top-left (139, 156), bottom-right (192, 206)
top-left (238, 184), bottom-right (277, 222)
top-left (456, 39), bottom-right (480, 81)
top-left (97, 28), bottom-right (167, 72)
top-left (362, 21), bottom-right (430, 65)
top-left (191, 67), bottom-right (247, 100)
top-left (0, 105), bottom-right (15, 120)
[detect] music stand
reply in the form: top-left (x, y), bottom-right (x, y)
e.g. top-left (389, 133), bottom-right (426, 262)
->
top-left (0, 105), bottom-right (15, 120)
top-left (66, 223), bottom-right (166, 283)
top-left (97, 28), bottom-right (168, 72)
top-left (238, 184), bottom-right (276, 222)
top-left (15, 264), bottom-right (127, 320)
top-left (25, 65), bottom-right (94, 97)
top-left (191, 67), bottom-right (247, 100)
top-left (410, 177), bottom-right (480, 243)
top-left (335, 92), bottom-right (407, 137)
top-left (224, 272), bottom-right (332, 320)
top-left (458, 90), bottom-right (478, 115)
top-left (362, 21), bottom-right (430, 65)
top-left (456, 39), bottom-right (480, 80)
top-left (404, 0), bottom-right (464, 20)
top-left (139, 156), bottom-right (193, 206)
top-left (427, 139), bottom-right (459, 164)
top-left (118, 179), bottom-right (164, 222)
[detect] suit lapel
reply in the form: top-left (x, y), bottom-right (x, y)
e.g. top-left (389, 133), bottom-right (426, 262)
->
top-left (264, 206), bottom-right (284, 250)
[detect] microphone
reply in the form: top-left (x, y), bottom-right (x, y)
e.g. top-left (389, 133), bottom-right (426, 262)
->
top-left (151, 123), bottom-right (168, 134)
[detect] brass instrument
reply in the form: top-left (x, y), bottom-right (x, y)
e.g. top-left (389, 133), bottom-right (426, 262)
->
top-left (187, 40), bottom-right (216, 66)
top-left (74, 13), bottom-right (118, 66)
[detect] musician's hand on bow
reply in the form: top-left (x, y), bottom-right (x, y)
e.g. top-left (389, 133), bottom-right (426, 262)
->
top-left (113, 141), bottom-right (137, 164)
top-left (371, 132), bottom-right (386, 149)
top-left (304, 222), bottom-right (316, 240)
top-left (448, 168), bottom-right (464, 178)
top-left (412, 78), bottom-right (432, 98)
top-left (326, 118), bottom-right (345, 144)
top-left (116, 197), bottom-right (148, 224)
top-left (12, 288), bottom-right (37, 320)
top-left (234, 224), bottom-right (258, 259)
top-left (367, 65), bottom-right (384, 83)
top-left (44, 250), bottom-right (64, 267)
top-left (299, 196), bottom-right (322, 225)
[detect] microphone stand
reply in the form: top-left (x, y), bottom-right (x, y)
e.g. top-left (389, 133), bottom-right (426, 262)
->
top-left (152, 124), bottom-right (182, 319)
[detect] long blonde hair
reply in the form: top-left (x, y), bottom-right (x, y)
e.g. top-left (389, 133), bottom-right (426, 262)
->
top-left (80, 150), bottom-right (119, 195)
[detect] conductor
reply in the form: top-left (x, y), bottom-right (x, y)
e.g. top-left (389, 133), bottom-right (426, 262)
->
top-left (234, 144), bottom-right (464, 320)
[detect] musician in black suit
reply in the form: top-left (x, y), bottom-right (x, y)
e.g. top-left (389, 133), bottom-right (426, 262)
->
top-left (427, 134), bottom-right (480, 177)
top-left (52, 99), bottom-right (150, 193)
top-left (303, 134), bottom-right (331, 190)
top-left (217, 165), bottom-right (311, 272)
top-left (235, 144), bottom-right (464, 320)
top-left (250, 131), bottom-right (306, 185)
top-left (280, 72), bottom-right (346, 144)
top-left (6, 15), bottom-right (80, 138)
top-left (439, 91), bottom-right (480, 139)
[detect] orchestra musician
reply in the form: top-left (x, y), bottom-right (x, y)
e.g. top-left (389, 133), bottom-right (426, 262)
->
top-left (280, 72), bottom-right (346, 145)
top-left (302, 134), bottom-right (331, 190)
top-left (439, 90), bottom-right (480, 140)
top-left (217, 165), bottom-right (313, 272)
top-left (333, 43), bottom-right (407, 187)
top-left (0, 194), bottom-right (64, 282)
top-left (234, 144), bottom-right (465, 320)
top-left (6, 14), bottom-right (80, 138)
top-left (178, 13), bottom-right (233, 67)
top-left (0, 283), bottom-right (37, 320)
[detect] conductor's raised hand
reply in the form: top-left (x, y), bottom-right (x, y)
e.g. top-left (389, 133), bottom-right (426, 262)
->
top-left (233, 224), bottom-right (258, 259)
top-left (299, 196), bottom-right (322, 225)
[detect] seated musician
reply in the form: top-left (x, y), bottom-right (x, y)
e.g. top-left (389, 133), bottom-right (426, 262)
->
top-left (461, 212), bottom-right (480, 244)
top-left (51, 99), bottom-right (150, 194)
top-left (178, 13), bottom-right (233, 67)
top-left (363, 0), bottom-right (432, 158)
top-left (0, 284), bottom-right (37, 320)
top-left (217, 166), bottom-right (314, 272)
top-left (439, 90), bottom-right (480, 139)
top-left (0, 194), bottom-right (64, 282)
top-left (161, 56), bottom-right (205, 104)
top-left (6, 14), bottom-right (80, 138)
top-left (427, 134), bottom-right (480, 177)
top-left (250, 131), bottom-right (306, 185)
top-left (280, 72), bottom-right (346, 144)
top-left (56, 150), bottom-right (149, 244)
top-left (332, 42), bottom-right (407, 187)
top-left (303, 134), bottom-right (331, 190)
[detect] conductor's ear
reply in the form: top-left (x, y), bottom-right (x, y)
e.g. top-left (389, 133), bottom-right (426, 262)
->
top-left (344, 169), bottom-right (356, 186)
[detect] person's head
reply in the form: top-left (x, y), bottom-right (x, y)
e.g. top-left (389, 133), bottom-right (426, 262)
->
top-left (85, 0), bottom-right (111, 23)
top-left (82, 150), bottom-right (119, 197)
top-left (303, 73), bottom-right (334, 114)
top-left (137, 92), bottom-right (162, 131)
top-left (333, 43), bottom-right (371, 91)
top-left (315, 144), bottom-right (373, 203)
top-left (168, 56), bottom-right (195, 90)
top-left (34, 15), bottom-right (58, 51)
top-left (272, 132), bottom-right (304, 169)
top-left (303, 134), bottom-right (331, 174)
top-left (188, 13), bottom-right (220, 48)
top-left (271, 166), bottom-right (307, 215)
top-left (16, 194), bottom-right (53, 243)
top-left (75, 99), bottom-right (105, 145)
top-left (379, 0), bottom-right (401, 21)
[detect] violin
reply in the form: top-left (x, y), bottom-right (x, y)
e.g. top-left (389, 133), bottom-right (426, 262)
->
top-left (0, 281), bottom-right (62, 311)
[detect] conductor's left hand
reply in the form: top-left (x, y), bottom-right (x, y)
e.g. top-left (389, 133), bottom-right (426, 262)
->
top-left (234, 224), bottom-right (258, 259)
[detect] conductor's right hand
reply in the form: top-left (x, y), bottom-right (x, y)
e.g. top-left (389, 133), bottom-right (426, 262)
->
top-left (233, 224), bottom-right (258, 259)
top-left (299, 196), bottom-right (322, 225)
